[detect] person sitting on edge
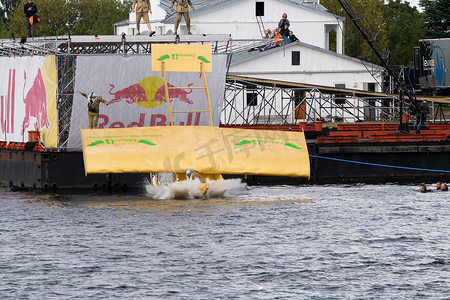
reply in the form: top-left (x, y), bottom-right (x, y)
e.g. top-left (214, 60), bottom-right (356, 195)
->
top-left (419, 183), bottom-right (428, 193)
top-left (278, 13), bottom-right (290, 29)
top-left (264, 28), bottom-right (273, 39)
top-left (289, 30), bottom-right (299, 43)
top-left (280, 23), bottom-right (290, 39)
top-left (440, 183), bottom-right (448, 191)
top-left (170, 0), bottom-right (195, 35)
top-left (78, 91), bottom-right (108, 129)
top-left (248, 28), bottom-right (283, 52)
top-left (262, 28), bottom-right (283, 51)
top-left (252, 28), bottom-right (283, 52)
top-left (132, 0), bottom-right (156, 36)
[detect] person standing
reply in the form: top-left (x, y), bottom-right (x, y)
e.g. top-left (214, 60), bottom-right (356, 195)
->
top-left (278, 13), bottom-right (290, 29)
top-left (24, 0), bottom-right (37, 37)
top-left (415, 100), bottom-right (429, 134)
top-left (132, 0), bottom-right (156, 36)
top-left (78, 92), bottom-right (108, 129)
top-left (170, 0), bottom-right (195, 35)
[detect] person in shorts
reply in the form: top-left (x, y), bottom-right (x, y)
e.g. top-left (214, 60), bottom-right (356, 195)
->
top-left (132, 0), bottom-right (155, 36)
top-left (170, 0), bottom-right (195, 35)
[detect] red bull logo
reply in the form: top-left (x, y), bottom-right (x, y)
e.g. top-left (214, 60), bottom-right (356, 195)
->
top-left (23, 68), bottom-right (49, 131)
top-left (107, 76), bottom-right (194, 108)
top-left (1, 69), bottom-right (16, 134)
top-left (108, 83), bottom-right (147, 105)
top-left (153, 83), bottom-right (194, 104)
top-left (1, 68), bottom-right (49, 137)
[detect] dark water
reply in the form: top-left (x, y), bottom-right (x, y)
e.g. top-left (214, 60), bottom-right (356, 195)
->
top-left (0, 183), bottom-right (448, 299)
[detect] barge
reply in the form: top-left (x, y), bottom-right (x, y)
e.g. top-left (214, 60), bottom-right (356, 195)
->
top-left (1, 121), bottom-right (449, 191)
top-left (1, 36), bottom-right (449, 191)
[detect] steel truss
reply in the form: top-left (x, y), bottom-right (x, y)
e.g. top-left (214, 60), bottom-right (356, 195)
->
top-left (222, 78), bottom-right (399, 126)
top-left (0, 35), bottom-right (232, 148)
top-left (1, 35), bottom-right (413, 149)
top-left (49, 35), bottom-right (232, 148)
top-left (0, 34), bottom-right (232, 56)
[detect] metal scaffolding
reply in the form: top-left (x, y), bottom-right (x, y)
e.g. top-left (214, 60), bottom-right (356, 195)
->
top-left (0, 35), bottom-right (415, 149)
top-left (222, 77), bottom-right (399, 126)
top-left (1, 35), bottom-right (233, 148)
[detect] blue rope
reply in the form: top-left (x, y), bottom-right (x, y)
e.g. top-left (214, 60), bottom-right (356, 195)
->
top-left (309, 154), bottom-right (450, 173)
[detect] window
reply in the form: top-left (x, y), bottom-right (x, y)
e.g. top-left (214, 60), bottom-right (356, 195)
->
top-left (256, 2), bottom-right (264, 16)
top-left (328, 29), bottom-right (336, 52)
top-left (325, 24), bottom-right (337, 52)
top-left (292, 51), bottom-right (300, 65)
top-left (247, 92), bottom-right (258, 106)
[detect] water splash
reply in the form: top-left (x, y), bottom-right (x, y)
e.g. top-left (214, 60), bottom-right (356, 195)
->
top-left (145, 178), bottom-right (247, 200)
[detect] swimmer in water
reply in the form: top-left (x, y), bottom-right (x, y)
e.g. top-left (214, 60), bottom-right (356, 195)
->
top-left (419, 184), bottom-right (428, 193)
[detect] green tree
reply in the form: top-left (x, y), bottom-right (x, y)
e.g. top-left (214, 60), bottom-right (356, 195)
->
top-left (0, 0), bottom-right (21, 35)
top-left (3, 0), bottom-right (130, 38)
top-left (0, 0), bottom-right (21, 23)
top-left (321, 0), bottom-right (426, 66)
top-left (419, 0), bottom-right (450, 38)
top-left (70, 0), bottom-right (130, 35)
top-left (382, 0), bottom-right (426, 66)
top-left (321, 0), bottom-right (387, 65)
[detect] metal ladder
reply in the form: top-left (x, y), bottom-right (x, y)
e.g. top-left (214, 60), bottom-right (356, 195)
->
top-left (160, 61), bottom-right (213, 127)
top-left (256, 15), bottom-right (266, 38)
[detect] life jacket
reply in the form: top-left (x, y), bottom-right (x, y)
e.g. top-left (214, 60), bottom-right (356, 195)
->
top-left (29, 15), bottom-right (40, 25)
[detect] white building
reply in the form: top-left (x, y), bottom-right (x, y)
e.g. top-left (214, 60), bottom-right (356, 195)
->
top-left (115, 0), bottom-right (344, 54)
top-left (114, 0), bottom-right (383, 92)
top-left (230, 42), bottom-right (383, 92)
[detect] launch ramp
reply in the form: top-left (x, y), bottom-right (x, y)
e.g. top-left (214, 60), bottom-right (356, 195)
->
top-left (80, 126), bottom-right (310, 178)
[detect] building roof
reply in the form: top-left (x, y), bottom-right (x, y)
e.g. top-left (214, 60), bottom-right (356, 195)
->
top-left (227, 75), bottom-right (391, 98)
top-left (230, 40), bottom-right (383, 71)
top-left (113, 19), bottom-right (129, 27)
top-left (416, 96), bottom-right (450, 105)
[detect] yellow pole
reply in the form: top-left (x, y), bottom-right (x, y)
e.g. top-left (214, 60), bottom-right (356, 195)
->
top-left (161, 61), bottom-right (174, 126)
top-left (200, 62), bottom-right (213, 126)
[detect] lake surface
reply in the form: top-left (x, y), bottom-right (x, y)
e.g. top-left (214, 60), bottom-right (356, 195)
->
top-left (0, 183), bottom-right (448, 299)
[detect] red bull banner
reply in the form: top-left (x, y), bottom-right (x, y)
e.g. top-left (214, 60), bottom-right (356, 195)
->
top-left (81, 126), bottom-right (310, 178)
top-left (0, 56), bottom-right (58, 147)
top-left (68, 54), bottom-right (228, 149)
